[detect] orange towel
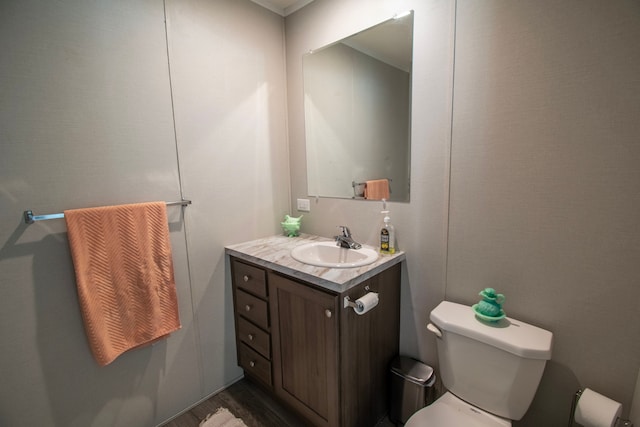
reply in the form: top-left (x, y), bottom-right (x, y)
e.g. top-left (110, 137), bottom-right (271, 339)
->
top-left (364, 179), bottom-right (390, 200)
top-left (64, 202), bottom-right (181, 366)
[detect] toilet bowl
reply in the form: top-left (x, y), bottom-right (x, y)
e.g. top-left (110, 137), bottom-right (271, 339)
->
top-left (405, 392), bottom-right (511, 427)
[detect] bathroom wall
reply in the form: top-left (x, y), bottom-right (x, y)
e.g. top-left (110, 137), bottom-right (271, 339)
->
top-left (164, 0), bottom-right (290, 396)
top-left (286, 0), bottom-right (640, 425)
top-left (1, 0), bottom-right (637, 425)
top-left (446, 1), bottom-right (640, 424)
top-left (0, 0), bottom-right (288, 426)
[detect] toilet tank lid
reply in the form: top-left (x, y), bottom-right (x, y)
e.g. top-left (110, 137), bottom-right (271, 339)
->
top-left (430, 301), bottom-right (553, 360)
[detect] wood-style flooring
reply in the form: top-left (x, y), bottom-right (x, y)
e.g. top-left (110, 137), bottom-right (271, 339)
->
top-left (161, 378), bottom-right (397, 427)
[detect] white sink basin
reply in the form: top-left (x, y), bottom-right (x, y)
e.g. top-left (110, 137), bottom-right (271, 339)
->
top-left (290, 241), bottom-right (378, 268)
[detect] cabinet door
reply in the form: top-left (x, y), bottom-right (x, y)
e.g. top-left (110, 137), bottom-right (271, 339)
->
top-left (269, 273), bottom-right (339, 427)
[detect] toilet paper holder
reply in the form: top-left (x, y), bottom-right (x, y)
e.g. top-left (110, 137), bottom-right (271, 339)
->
top-left (344, 286), bottom-right (379, 314)
top-left (569, 389), bottom-right (633, 427)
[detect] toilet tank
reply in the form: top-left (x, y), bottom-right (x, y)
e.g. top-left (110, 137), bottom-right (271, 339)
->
top-left (430, 301), bottom-right (553, 420)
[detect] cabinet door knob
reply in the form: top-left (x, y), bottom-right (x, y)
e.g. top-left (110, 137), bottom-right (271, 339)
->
top-left (325, 309), bottom-right (332, 318)
top-left (245, 305), bottom-right (251, 312)
top-left (243, 275), bottom-right (250, 282)
top-left (249, 361), bottom-right (256, 368)
top-left (247, 334), bottom-right (254, 341)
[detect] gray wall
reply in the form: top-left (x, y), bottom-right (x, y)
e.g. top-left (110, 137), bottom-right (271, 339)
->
top-left (286, 0), bottom-right (640, 425)
top-left (0, 0), bottom-right (288, 426)
top-left (1, 0), bottom-right (638, 426)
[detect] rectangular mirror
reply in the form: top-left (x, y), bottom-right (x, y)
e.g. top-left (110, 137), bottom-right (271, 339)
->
top-left (303, 11), bottom-right (414, 202)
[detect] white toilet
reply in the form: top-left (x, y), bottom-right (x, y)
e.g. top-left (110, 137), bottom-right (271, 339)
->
top-left (405, 301), bottom-right (553, 426)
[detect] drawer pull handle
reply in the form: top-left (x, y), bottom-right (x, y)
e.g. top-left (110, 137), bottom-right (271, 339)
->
top-left (245, 304), bottom-right (251, 312)
top-left (325, 309), bottom-right (332, 318)
top-left (248, 334), bottom-right (254, 341)
top-left (243, 275), bottom-right (250, 282)
top-left (249, 361), bottom-right (256, 368)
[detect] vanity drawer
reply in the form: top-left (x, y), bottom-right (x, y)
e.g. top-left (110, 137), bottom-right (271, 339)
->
top-left (233, 260), bottom-right (267, 297)
top-left (236, 289), bottom-right (269, 329)
top-left (237, 316), bottom-right (270, 359)
top-left (239, 343), bottom-right (272, 386)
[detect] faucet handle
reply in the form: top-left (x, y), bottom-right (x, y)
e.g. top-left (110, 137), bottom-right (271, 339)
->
top-left (338, 225), bottom-right (351, 237)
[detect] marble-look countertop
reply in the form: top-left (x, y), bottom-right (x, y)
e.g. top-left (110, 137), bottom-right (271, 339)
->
top-left (225, 234), bottom-right (405, 293)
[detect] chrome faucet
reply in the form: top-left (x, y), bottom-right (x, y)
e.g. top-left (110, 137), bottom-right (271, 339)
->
top-left (335, 226), bottom-right (362, 249)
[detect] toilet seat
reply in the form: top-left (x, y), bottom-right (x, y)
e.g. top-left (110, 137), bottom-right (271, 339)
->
top-left (404, 392), bottom-right (512, 427)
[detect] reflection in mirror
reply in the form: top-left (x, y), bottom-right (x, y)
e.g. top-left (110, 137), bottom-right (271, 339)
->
top-left (303, 11), bottom-right (413, 202)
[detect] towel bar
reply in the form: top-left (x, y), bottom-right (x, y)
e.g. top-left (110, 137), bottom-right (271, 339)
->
top-left (352, 178), bottom-right (393, 187)
top-left (352, 179), bottom-right (393, 199)
top-left (23, 199), bottom-right (192, 224)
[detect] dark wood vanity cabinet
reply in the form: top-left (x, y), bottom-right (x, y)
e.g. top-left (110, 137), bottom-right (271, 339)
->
top-left (230, 256), bottom-right (401, 427)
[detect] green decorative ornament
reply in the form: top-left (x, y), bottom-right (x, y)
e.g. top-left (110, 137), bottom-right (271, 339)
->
top-left (281, 214), bottom-right (303, 237)
top-left (472, 287), bottom-right (506, 321)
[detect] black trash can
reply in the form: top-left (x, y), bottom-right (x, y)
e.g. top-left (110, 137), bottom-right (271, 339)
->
top-left (389, 356), bottom-right (436, 425)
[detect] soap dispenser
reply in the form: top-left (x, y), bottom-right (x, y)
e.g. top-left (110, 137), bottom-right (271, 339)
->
top-left (379, 200), bottom-right (396, 254)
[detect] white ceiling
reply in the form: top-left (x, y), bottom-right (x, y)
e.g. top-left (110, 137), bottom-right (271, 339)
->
top-left (250, 0), bottom-right (315, 17)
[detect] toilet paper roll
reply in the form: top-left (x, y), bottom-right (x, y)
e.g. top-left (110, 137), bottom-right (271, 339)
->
top-left (574, 388), bottom-right (622, 427)
top-left (354, 292), bottom-right (379, 315)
